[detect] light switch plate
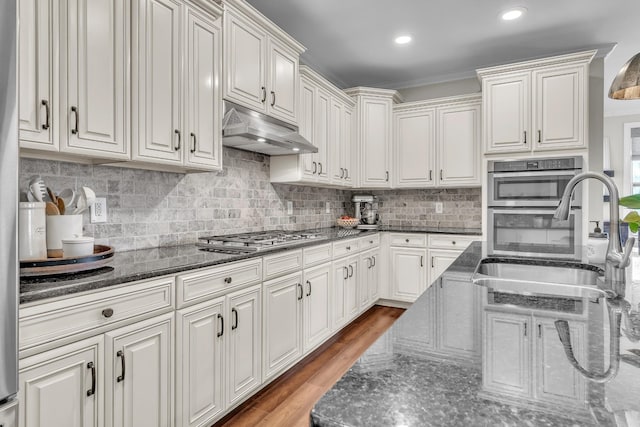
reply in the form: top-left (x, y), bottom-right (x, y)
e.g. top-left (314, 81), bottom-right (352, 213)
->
top-left (435, 202), bottom-right (443, 214)
top-left (325, 201), bottom-right (331, 214)
top-left (287, 201), bottom-right (293, 215)
top-left (90, 197), bottom-right (108, 223)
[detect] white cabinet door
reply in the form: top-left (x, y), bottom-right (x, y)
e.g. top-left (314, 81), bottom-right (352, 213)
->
top-left (437, 102), bottom-right (481, 187)
top-left (262, 272), bottom-right (303, 381)
top-left (106, 314), bottom-right (173, 427)
top-left (227, 285), bottom-right (261, 407)
top-left (131, 0), bottom-right (182, 164)
top-left (64, 0), bottom-right (129, 159)
top-left (19, 0), bottom-right (58, 150)
top-left (535, 318), bottom-right (586, 406)
top-left (342, 104), bottom-right (354, 186)
top-left (429, 249), bottom-right (461, 285)
top-left (303, 263), bottom-right (332, 353)
top-left (368, 250), bottom-right (380, 302)
top-left (315, 88), bottom-right (331, 184)
top-left (0, 401), bottom-right (17, 427)
top-left (533, 66), bottom-right (585, 151)
top-left (360, 97), bottom-right (392, 187)
top-left (393, 109), bottom-right (435, 188)
top-left (176, 299), bottom-right (224, 427)
top-left (483, 73), bottom-right (530, 154)
top-left (390, 247), bottom-right (427, 302)
top-left (483, 311), bottom-right (531, 397)
top-left (267, 39), bottom-right (297, 124)
top-left (360, 249), bottom-right (379, 307)
top-left (345, 256), bottom-right (360, 322)
top-left (184, 8), bottom-right (222, 170)
top-left (329, 99), bottom-right (344, 184)
top-left (299, 77), bottom-right (317, 181)
top-left (437, 276), bottom-right (479, 359)
top-left (19, 336), bottom-right (103, 427)
top-left (331, 260), bottom-right (349, 330)
top-left (223, 9), bottom-right (266, 112)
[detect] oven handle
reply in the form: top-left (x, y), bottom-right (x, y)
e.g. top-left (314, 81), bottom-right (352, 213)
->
top-left (488, 207), bottom-right (580, 215)
top-left (490, 170), bottom-right (580, 179)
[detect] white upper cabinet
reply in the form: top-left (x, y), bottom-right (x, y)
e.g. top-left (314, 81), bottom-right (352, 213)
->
top-left (19, 0), bottom-right (58, 151)
top-left (346, 87), bottom-right (400, 188)
top-left (62, 0), bottom-right (129, 159)
top-left (132, 0), bottom-right (223, 170)
top-left (270, 66), bottom-right (354, 187)
top-left (477, 50), bottom-right (594, 155)
top-left (223, 0), bottom-right (303, 125)
top-left (393, 94), bottom-right (481, 189)
top-left (393, 108), bottom-right (435, 187)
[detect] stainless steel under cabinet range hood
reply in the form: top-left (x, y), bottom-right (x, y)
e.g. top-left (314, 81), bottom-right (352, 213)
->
top-left (222, 102), bottom-right (317, 156)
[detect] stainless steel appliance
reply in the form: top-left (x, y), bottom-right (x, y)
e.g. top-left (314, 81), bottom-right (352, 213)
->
top-left (487, 157), bottom-right (583, 259)
top-left (197, 231), bottom-right (329, 254)
top-left (0, 0), bottom-right (18, 406)
top-left (352, 195), bottom-right (380, 230)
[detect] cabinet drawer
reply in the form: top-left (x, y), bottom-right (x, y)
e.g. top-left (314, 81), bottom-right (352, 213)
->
top-left (333, 238), bottom-right (360, 257)
top-left (19, 277), bottom-right (175, 353)
top-left (428, 234), bottom-right (478, 250)
top-left (177, 258), bottom-right (262, 308)
top-left (358, 233), bottom-right (380, 251)
top-left (389, 233), bottom-right (427, 247)
top-left (303, 243), bottom-right (332, 268)
top-left (263, 250), bottom-right (303, 281)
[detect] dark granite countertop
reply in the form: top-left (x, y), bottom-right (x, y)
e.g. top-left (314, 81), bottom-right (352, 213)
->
top-left (20, 226), bottom-right (480, 304)
top-left (311, 242), bottom-right (640, 426)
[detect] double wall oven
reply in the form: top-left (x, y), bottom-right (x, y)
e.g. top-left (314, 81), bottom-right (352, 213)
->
top-left (487, 156), bottom-right (583, 259)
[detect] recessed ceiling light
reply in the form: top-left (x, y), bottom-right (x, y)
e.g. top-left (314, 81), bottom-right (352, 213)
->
top-left (394, 35), bottom-right (412, 45)
top-left (292, 147), bottom-right (300, 152)
top-left (257, 138), bottom-right (266, 142)
top-left (501, 7), bottom-right (526, 21)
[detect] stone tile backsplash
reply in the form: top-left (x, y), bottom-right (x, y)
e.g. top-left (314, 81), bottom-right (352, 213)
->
top-left (20, 149), bottom-right (481, 251)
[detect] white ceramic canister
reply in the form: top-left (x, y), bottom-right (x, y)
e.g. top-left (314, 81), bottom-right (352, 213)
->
top-left (19, 202), bottom-right (47, 260)
top-left (46, 214), bottom-right (83, 257)
top-left (61, 237), bottom-right (95, 257)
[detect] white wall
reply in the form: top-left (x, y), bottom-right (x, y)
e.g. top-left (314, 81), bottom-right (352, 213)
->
top-left (397, 77), bottom-right (480, 102)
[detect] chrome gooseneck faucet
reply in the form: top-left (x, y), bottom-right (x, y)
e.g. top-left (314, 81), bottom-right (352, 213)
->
top-left (554, 171), bottom-right (635, 297)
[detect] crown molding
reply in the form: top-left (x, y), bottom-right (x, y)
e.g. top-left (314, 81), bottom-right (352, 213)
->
top-left (344, 87), bottom-right (404, 104)
top-left (476, 49), bottom-right (597, 80)
top-left (393, 93), bottom-right (481, 112)
top-left (299, 65), bottom-right (355, 107)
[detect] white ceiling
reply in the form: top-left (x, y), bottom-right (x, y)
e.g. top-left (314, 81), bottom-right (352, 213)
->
top-left (246, 0), bottom-right (640, 116)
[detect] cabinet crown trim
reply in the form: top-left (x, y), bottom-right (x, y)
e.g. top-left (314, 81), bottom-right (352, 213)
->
top-left (393, 93), bottom-right (482, 112)
top-left (300, 66), bottom-right (355, 107)
top-left (187, 0), bottom-right (224, 18)
top-left (344, 86), bottom-right (404, 104)
top-left (222, 0), bottom-right (306, 54)
top-left (476, 49), bottom-right (596, 80)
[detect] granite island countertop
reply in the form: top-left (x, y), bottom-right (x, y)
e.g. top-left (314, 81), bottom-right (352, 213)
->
top-left (311, 242), bottom-right (640, 427)
top-left (20, 226), bottom-right (481, 304)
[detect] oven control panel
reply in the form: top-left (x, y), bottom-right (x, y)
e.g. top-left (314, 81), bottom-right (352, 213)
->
top-left (490, 156), bottom-right (582, 172)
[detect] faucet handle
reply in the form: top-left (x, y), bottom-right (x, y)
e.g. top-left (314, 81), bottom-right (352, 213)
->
top-left (621, 237), bottom-right (636, 268)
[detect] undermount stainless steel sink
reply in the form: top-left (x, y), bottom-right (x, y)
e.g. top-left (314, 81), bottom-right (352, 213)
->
top-left (472, 258), bottom-right (606, 298)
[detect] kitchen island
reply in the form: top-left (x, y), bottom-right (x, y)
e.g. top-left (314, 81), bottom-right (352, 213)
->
top-left (311, 242), bottom-right (640, 426)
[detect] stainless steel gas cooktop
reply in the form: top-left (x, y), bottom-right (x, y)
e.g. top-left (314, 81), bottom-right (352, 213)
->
top-left (197, 231), bottom-right (328, 254)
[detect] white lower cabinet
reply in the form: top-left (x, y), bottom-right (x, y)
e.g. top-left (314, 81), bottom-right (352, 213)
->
top-left (359, 249), bottom-right (379, 310)
top-left (0, 400), bottom-right (17, 427)
top-left (429, 249), bottom-right (461, 283)
top-left (483, 310), bottom-right (587, 411)
top-left (19, 313), bottom-right (173, 427)
top-left (436, 275), bottom-right (480, 359)
top-left (390, 247), bottom-right (427, 302)
top-left (176, 297), bottom-right (225, 427)
top-left (19, 336), bottom-right (104, 427)
top-left (176, 284), bottom-right (261, 427)
top-left (331, 256), bottom-right (359, 330)
top-left (262, 272), bottom-right (303, 381)
top-left (105, 314), bottom-right (174, 427)
top-left (303, 263), bottom-right (332, 353)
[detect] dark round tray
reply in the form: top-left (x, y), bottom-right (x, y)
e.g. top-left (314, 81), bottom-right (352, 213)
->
top-left (20, 245), bottom-right (115, 276)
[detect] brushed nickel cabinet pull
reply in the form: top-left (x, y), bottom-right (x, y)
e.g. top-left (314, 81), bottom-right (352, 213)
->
top-left (420, 256), bottom-right (424, 267)
top-left (372, 256), bottom-right (376, 267)
top-left (190, 132), bottom-right (197, 153)
top-left (116, 350), bottom-right (125, 383)
top-left (431, 256), bottom-right (434, 268)
top-left (41, 99), bottom-right (50, 130)
top-left (429, 170), bottom-right (433, 181)
top-left (348, 264), bottom-right (354, 277)
top-left (318, 162), bottom-right (323, 175)
top-left (217, 313), bottom-right (224, 337)
top-left (271, 91), bottom-right (276, 107)
top-left (306, 280), bottom-right (311, 297)
top-left (345, 168), bottom-right (349, 179)
top-left (231, 308), bottom-right (238, 330)
top-left (440, 170), bottom-right (443, 181)
top-left (523, 131), bottom-right (527, 144)
top-left (340, 168), bottom-right (344, 178)
top-left (538, 130), bottom-right (541, 143)
top-left (524, 323), bottom-right (528, 337)
top-left (385, 171), bottom-right (389, 182)
top-left (343, 266), bottom-right (348, 280)
top-left (312, 161), bottom-right (317, 174)
top-left (261, 87), bottom-right (266, 103)
top-left (297, 283), bottom-right (303, 300)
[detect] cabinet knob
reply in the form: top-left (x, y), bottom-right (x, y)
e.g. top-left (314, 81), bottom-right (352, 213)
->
top-left (405, 239), bottom-right (410, 243)
top-left (102, 308), bottom-right (114, 318)
top-left (346, 246), bottom-right (351, 250)
top-left (369, 240), bottom-right (374, 244)
top-left (452, 241), bottom-right (456, 245)
top-left (224, 277), bottom-right (232, 284)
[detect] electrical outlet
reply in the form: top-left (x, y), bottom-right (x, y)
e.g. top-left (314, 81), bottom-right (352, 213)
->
top-left (325, 201), bottom-right (331, 214)
top-left (435, 202), bottom-right (443, 214)
top-left (91, 197), bottom-right (108, 223)
top-left (287, 201), bottom-right (293, 215)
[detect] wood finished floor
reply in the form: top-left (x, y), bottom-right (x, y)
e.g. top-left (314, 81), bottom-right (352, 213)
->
top-left (214, 305), bottom-right (405, 427)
